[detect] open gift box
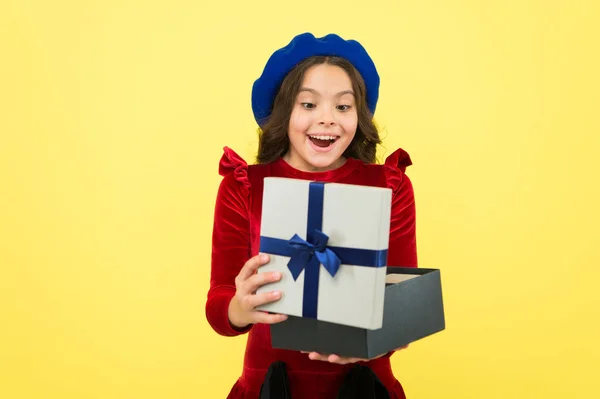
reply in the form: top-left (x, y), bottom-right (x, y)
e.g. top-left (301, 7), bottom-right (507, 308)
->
top-left (256, 177), bottom-right (445, 358)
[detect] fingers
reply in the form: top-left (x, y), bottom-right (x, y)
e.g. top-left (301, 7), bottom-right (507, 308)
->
top-left (304, 347), bottom-right (405, 364)
top-left (307, 352), bottom-right (328, 361)
top-left (237, 253), bottom-right (270, 282)
top-left (241, 289), bottom-right (283, 310)
top-left (243, 270), bottom-right (282, 294)
top-left (305, 352), bottom-right (366, 365)
top-left (327, 354), bottom-right (366, 364)
top-left (230, 254), bottom-right (290, 328)
top-left (252, 311), bottom-right (288, 325)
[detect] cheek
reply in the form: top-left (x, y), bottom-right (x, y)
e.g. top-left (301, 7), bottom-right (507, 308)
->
top-left (289, 112), bottom-right (310, 134)
top-left (341, 114), bottom-right (358, 136)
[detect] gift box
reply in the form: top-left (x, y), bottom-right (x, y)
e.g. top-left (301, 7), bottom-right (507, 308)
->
top-left (270, 266), bottom-right (446, 359)
top-left (256, 177), bottom-right (392, 330)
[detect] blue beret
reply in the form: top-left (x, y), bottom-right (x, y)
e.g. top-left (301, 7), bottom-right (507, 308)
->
top-left (251, 32), bottom-right (380, 126)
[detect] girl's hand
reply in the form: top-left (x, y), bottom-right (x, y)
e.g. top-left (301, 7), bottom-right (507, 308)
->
top-left (228, 253), bottom-right (288, 329)
top-left (303, 345), bottom-right (408, 365)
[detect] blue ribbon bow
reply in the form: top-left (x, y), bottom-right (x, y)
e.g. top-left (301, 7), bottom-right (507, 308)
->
top-left (287, 231), bottom-right (341, 281)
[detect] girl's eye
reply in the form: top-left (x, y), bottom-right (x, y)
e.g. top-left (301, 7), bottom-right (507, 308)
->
top-left (337, 105), bottom-right (352, 111)
top-left (301, 102), bottom-right (315, 109)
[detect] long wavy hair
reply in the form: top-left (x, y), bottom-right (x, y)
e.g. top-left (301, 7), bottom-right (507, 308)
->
top-left (256, 56), bottom-right (381, 164)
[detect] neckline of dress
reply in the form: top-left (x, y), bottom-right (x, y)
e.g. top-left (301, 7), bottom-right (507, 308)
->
top-left (273, 156), bottom-right (360, 182)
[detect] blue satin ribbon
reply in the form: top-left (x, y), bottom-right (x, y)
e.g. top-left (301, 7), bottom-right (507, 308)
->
top-left (259, 181), bottom-right (388, 319)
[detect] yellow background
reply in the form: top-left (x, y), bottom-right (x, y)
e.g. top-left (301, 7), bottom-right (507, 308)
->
top-left (1, 0), bottom-right (598, 398)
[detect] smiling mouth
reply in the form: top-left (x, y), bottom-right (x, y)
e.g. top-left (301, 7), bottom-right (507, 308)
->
top-left (308, 134), bottom-right (339, 148)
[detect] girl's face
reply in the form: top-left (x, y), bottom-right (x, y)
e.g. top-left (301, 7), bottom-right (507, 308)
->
top-left (284, 63), bottom-right (358, 172)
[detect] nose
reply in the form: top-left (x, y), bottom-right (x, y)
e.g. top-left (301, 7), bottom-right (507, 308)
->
top-left (318, 107), bottom-right (336, 126)
top-left (319, 120), bottom-right (335, 126)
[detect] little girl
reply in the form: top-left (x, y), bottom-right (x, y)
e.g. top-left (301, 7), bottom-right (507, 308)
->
top-left (206, 32), bottom-right (418, 399)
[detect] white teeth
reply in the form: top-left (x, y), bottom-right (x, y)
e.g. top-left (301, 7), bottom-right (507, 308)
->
top-left (309, 135), bottom-right (337, 140)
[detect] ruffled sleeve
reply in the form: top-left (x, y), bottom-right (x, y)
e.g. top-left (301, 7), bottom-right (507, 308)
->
top-left (205, 147), bottom-right (253, 337)
top-left (219, 146), bottom-right (251, 189)
top-left (383, 148), bottom-right (418, 269)
top-left (383, 148), bottom-right (413, 191)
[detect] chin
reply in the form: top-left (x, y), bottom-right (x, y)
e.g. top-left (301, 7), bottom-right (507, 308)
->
top-left (303, 151), bottom-right (345, 171)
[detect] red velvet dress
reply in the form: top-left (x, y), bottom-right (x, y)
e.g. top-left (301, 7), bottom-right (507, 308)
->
top-left (206, 147), bottom-right (418, 399)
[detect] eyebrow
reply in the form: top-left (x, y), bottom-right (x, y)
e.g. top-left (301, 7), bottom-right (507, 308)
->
top-left (299, 88), bottom-right (355, 97)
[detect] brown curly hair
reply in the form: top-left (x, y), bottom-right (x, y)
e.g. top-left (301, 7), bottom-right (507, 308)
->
top-left (256, 56), bottom-right (381, 164)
